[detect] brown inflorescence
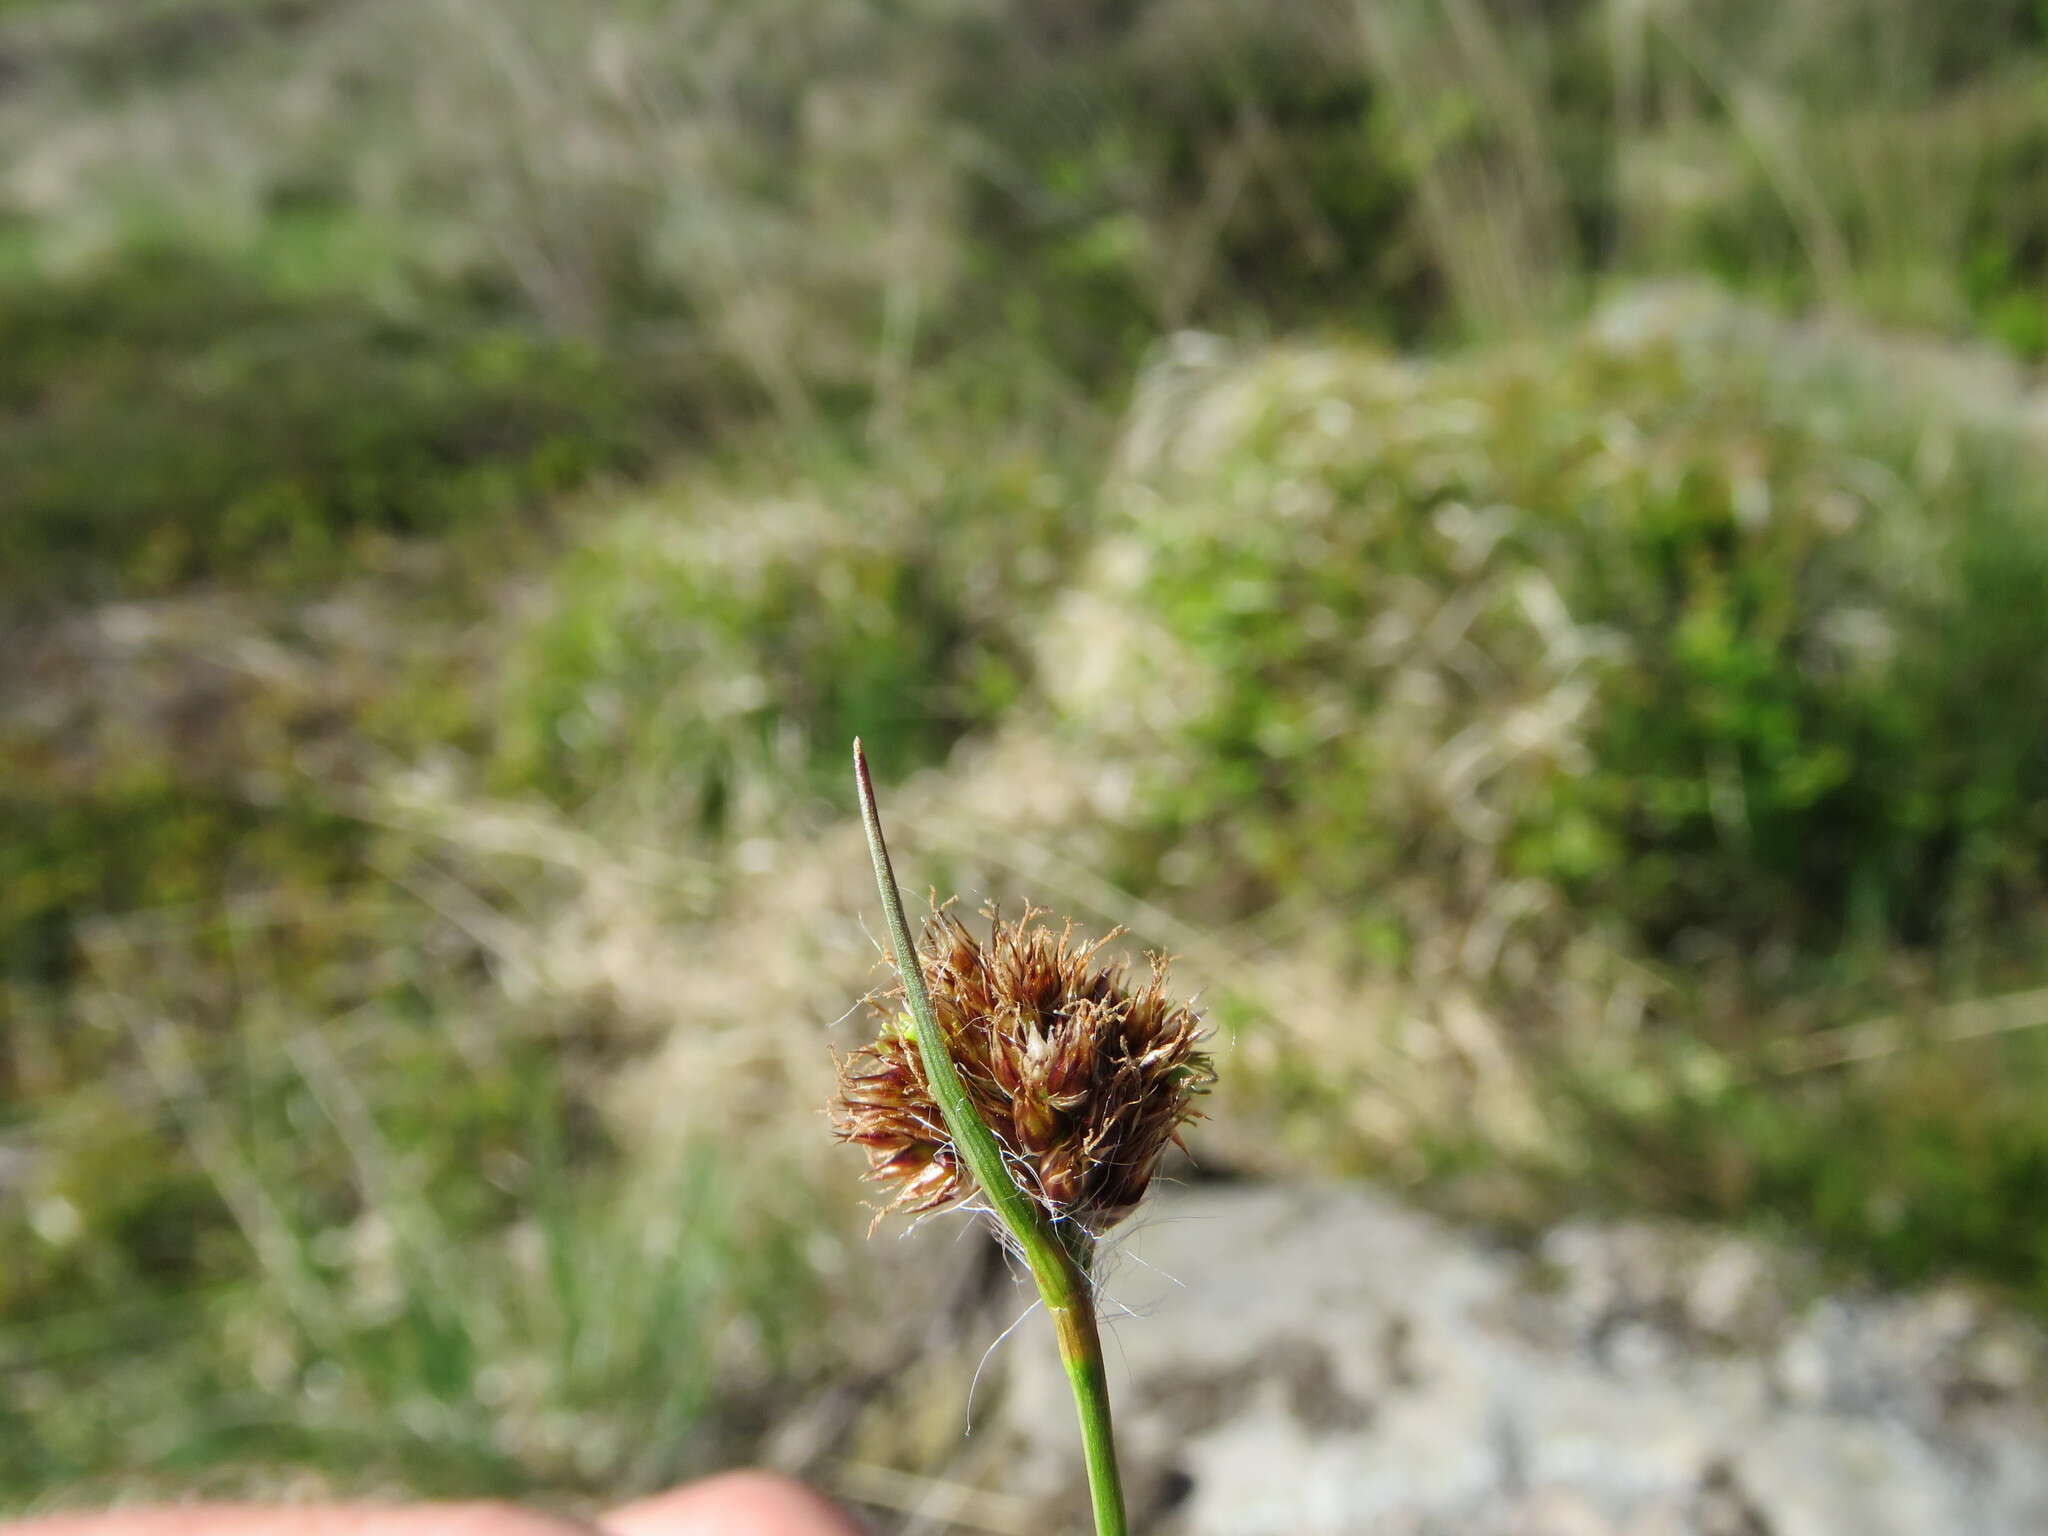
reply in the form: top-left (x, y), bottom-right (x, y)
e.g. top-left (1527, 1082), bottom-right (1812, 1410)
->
top-left (832, 904), bottom-right (1214, 1234)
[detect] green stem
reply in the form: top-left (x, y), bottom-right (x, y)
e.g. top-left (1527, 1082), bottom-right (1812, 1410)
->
top-left (854, 740), bottom-right (1128, 1536)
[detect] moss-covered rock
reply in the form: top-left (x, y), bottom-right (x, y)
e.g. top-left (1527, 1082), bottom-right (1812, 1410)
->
top-left (489, 424), bottom-right (1087, 824)
top-left (1056, 297), bottom-right (2048, 970)
top-left (1035, 295), bottom-right (2048, 1301)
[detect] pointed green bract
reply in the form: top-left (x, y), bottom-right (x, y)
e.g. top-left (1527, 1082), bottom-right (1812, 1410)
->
top-left (852, 739), bottom-right (1129, 1536)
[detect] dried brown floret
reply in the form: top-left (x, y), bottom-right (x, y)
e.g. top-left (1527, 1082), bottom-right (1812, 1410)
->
top-left (833, 903), bottom-right (1213, 1233)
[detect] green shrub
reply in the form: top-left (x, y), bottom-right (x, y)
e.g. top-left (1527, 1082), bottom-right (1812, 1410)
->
top-left (1060, 301), bottom-right (2048, 965)
top-left (1056, 303), bottom-right (2048, 1308)
top-left (490, 421), bottom-right (1087, 822)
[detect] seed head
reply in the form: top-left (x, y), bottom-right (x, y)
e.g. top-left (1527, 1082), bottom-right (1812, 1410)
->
top-left (833, 903), bottom-right (1214, 1233)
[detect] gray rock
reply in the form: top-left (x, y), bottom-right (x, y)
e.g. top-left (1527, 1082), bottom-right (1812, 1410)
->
top-left (991, 1185), bottom-right (2048, 1535)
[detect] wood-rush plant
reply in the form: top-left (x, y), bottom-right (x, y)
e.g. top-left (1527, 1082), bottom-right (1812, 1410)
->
top-left (836, 741), bottom-right (1213, 1536)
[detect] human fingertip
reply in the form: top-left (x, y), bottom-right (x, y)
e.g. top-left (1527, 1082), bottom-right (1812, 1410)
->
top-left (601, 1472), bottom-right (863, 1536)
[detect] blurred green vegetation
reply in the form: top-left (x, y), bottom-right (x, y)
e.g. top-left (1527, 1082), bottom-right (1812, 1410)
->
top-left (1061, 314), bottom-right (2048, 1306)
top-left (10, 0), bottom-right (2048, 1509)
top-left (0, 249), bottom-right (676, 602)
top-left (489, 396), bottom-right (1096, 826)
top-left (1087, 327), bottom-right (2048, 961)
top-left (1569, 1028), bottom-right (2048, 1307)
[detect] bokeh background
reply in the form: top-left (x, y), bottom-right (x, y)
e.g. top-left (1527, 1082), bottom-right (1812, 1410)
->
top-left (8, 0), bottom-right (2048, 1523)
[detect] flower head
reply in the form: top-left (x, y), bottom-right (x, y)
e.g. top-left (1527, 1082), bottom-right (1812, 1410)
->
top-left (833, 903), bottom-right (1213, 1233)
